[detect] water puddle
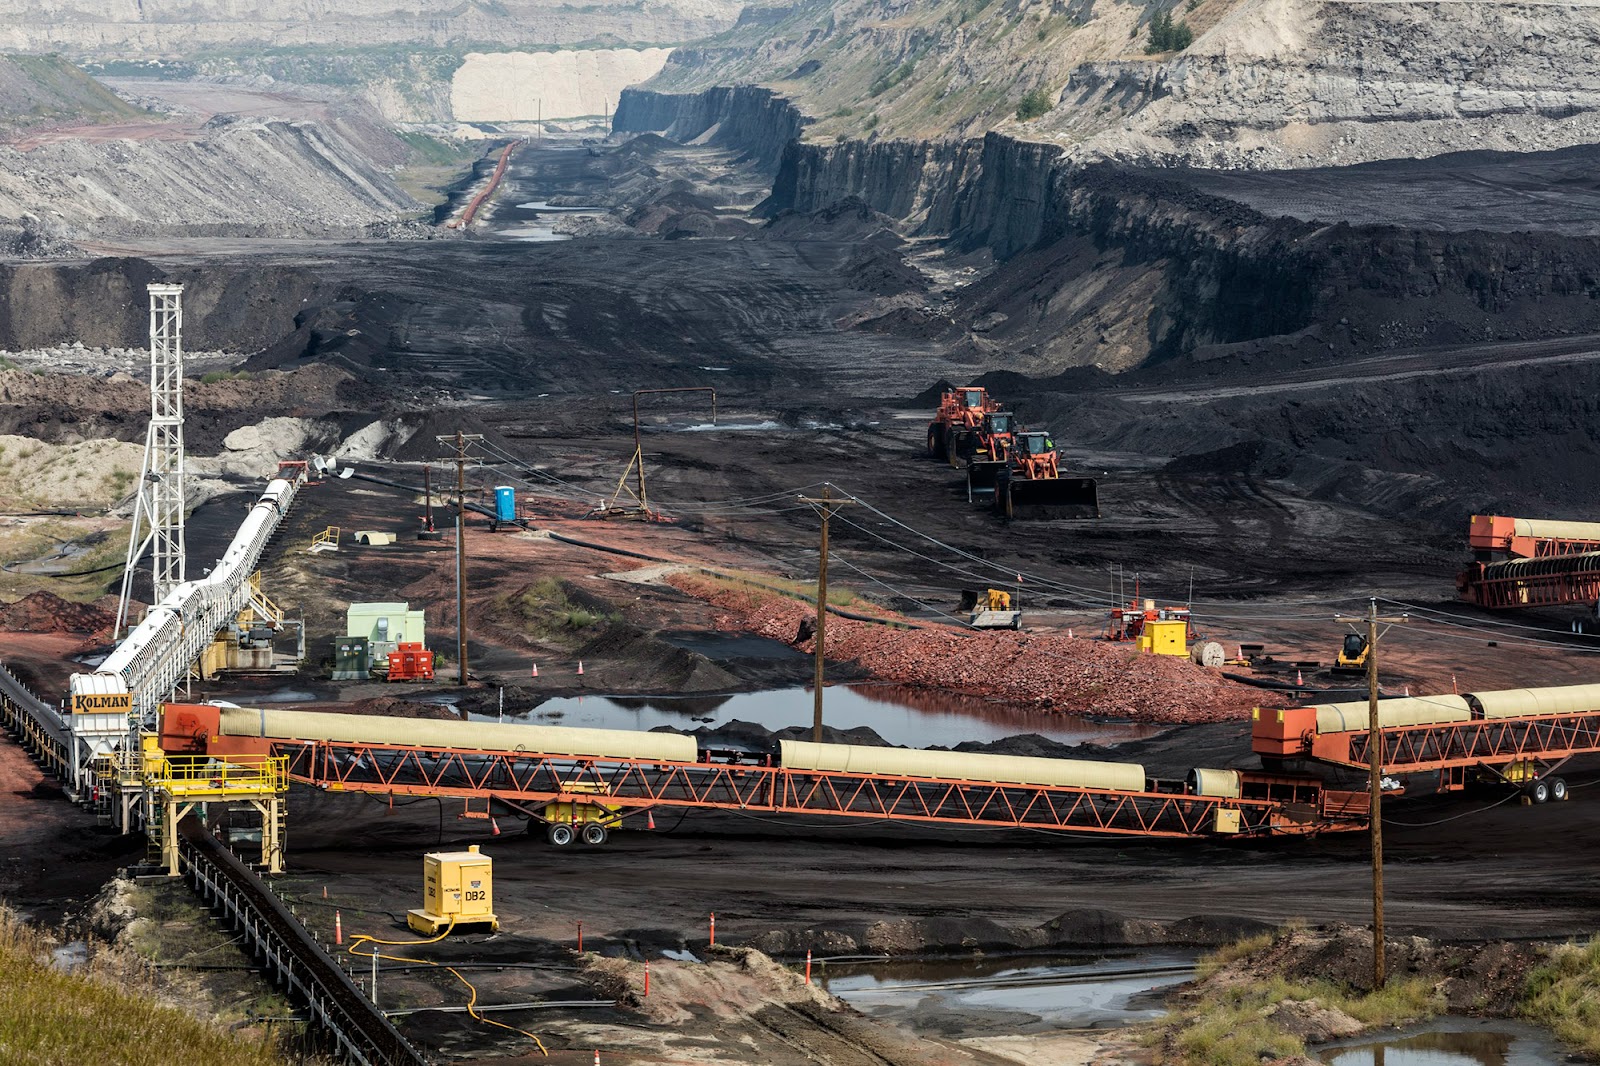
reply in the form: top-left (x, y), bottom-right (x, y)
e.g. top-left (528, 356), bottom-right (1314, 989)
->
top-left (1317, 1018), bottom-right (1572, 1065)
top-left (50, 940), bottom-right (88, 972)
top-left (673, 420), bottom-right (782, 432)
top-left (480, 683), bottom-right (1160, 750)
top-left (515, 201), bottom-right (599, 211)
top-left (821, 952), bottom-right (1195, 1034)
top-left (501, 224), bottom-right (572, 243)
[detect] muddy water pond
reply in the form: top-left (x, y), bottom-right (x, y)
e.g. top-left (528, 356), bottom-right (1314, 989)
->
top-left (503, 683), bottom-right (1162, 749)
top-left (819, 952), bottom-right (1195, 1036)
top-left (1317, 1017), bottom-right (1575, 1065)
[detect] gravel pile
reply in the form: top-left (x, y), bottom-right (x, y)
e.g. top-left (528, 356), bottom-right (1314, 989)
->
top-left (670, 574), bottom-right (1276, 724)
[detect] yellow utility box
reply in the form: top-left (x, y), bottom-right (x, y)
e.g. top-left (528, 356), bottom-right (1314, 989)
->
top-left (407, 844), bottom-right (498, 934)
top-left (1138, 618), bottom-right (1189, 656)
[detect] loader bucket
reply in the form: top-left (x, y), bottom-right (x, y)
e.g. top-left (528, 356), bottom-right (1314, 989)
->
top-left (999, 477), bottom-right (1101, 519)
top-left (966, 460), bottom-right (1006, 502)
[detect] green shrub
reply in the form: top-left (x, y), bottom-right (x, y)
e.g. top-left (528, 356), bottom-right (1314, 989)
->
top-left (1015, 88), bottom-right (1054, 121)
top-left (1145, 9), bottom-right (1195, 52)
top-left (869, 59), bottom-right (916, 96)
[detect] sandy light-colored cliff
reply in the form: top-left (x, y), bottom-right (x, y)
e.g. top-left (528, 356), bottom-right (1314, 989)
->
top-left (451, 48), bottom-right (673, 121)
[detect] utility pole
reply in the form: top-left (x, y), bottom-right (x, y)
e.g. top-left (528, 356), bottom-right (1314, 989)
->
top-left (437, 432), bottom-right (484, 686)
top-left (1335, 597), bottom-right (1406, 990)
top-left (798, 486), bottom-right (858, 743)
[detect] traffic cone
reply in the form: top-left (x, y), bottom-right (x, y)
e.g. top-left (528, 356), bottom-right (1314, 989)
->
top-left (1453, 674), bottom-right (1458, 694)
top-left (531, 662), bottom-right (538, 677)
top-left (1296, 669), bottom-right (1303, 686)
top-left (490, 817), bottom-right (501, 836)
top-left (577, 660), bottom-right (585, 675)
top-left (1404, 685), bottom-right (1411, 696)
top-left (647, 810), bottom-right (656, 830)
top-left (322, 885), bottom-right (328, 900)
top-left (335, 911), bottom-right (343, 946)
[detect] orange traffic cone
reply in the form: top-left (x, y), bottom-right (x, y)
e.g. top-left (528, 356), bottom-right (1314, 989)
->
top-left (577, 660), bottom-right (585, 675)
top-left (335, 911), bottom-right (343, 946)
top-left (490, 817), bottom-right (501, 836)
top-left (1453, 674), bottom-right (1458, 694)
top-left (647, 810), bottom-right (656, 830)
top-left (1296, 669), bottom-right (1303, 686)
top-left (531, 662), bottom-right (538, 677)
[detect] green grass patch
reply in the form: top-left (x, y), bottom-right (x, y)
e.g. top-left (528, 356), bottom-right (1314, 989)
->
top-left (1523, 937), bottom-right (1600, 1058)
top-left (1151, 932), bottom-right (1443, 1066)
top-left (0, 906), bottom-right (286, 1066)
top-left (505, 577), bottom-right (620, 641)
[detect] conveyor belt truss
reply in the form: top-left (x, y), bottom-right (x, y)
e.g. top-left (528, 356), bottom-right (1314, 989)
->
top-left (282, 741), bottom-right (1368, 840)
top-left (1329, 711), bottom-right (1600, 775)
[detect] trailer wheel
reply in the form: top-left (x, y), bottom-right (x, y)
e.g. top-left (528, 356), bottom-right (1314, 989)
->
top-left (548, 823), bottom-right (576, 846)
top-left (1527, 780), bottom-right (1552, 805)
top-left (1552, 777), bottom-right (1569, 802)
top-left (581, 823), bottom-right (608, 846)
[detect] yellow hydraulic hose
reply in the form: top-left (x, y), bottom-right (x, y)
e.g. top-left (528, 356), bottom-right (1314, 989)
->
top-left (346, 918), bottom-right (549, 1056)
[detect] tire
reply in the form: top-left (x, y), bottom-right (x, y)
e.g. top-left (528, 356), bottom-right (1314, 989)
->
top-left (581, 823), bottom-right (608, 846)
top-left (1003, 485), bottom-right (1015, 520)
top-left (945, 430), bottom-right (959, 469)
top-left (1528, 780), bottom-right (1551, 805)
top-left (927, 425), bottom-right (942, 458)
top-left (547, 823), bottom-right (575, 846)
top-left (1552, 777), bottom-right (1569, 802)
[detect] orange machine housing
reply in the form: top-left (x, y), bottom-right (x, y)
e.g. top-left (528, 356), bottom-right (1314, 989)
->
top-left (1467, 515), bottom-right (1600, 559)
top-left (1251, 706), bottom-right (1321, 759)
top-left (387, 642), bottom-right (435, 682)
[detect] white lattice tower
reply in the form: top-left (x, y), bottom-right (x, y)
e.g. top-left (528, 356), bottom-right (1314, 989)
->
top-left (116, 283), bottom-right (187, 638)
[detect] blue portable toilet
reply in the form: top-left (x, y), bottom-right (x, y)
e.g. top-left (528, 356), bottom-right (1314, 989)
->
top-left (494, 486), bottom-right (516, 522)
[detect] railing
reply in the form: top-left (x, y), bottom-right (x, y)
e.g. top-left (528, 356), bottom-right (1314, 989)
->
top-left (143, 753), bottom-right (290, 798)
top-left (181, 824), bottom-right (426, 1066)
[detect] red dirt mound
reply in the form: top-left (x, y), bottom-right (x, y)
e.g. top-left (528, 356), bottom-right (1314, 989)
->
top-left (668, 573), bottom-right (1280, 724)
top-left (0, 591), bottom-right (114, 635)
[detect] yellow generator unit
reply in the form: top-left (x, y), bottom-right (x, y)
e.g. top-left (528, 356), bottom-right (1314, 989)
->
top-left (1139, 618), bottom-right (1189, 656)
top-left (407, 844), bottom-right (497, 935)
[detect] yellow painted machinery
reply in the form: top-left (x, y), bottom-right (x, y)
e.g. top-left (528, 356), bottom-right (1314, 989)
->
top-left (407, 844), bottom-right (498, 934)
top-left (959, 588), bottom-right (1021, 630)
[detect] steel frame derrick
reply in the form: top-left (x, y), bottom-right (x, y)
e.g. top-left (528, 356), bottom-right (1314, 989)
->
top-left (275, 741), bottom-right (1366, 840)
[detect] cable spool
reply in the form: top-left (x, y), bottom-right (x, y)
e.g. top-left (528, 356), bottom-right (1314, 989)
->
top-left (1192, 641), bottom-right (1225, 668)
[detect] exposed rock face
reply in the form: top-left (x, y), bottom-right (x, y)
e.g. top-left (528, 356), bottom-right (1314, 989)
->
top-left (638, 0), bottom-right (1600, 169)
top-left (614, 86), bottom-right (807, 169)
top-left (0, 115), bottom-right (419, 240)
top-left (1057, 0), bottom-right (1600, 168)
top-left (0, 0), bottom-right (744, 55)
top-left (626, 86), bottom-right (1600, 376)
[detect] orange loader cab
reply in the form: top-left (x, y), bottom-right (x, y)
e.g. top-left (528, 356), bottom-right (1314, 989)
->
top-left (928, 386), bottom-right (1001, 467)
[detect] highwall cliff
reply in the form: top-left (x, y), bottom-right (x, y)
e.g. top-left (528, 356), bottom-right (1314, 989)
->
top-left (618, 88), bottom-right (1600, 366)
